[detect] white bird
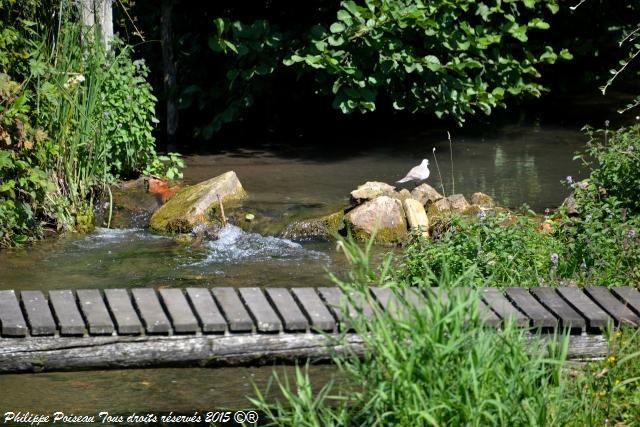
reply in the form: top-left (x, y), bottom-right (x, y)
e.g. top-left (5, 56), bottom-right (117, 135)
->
top-left (397, 159), bottom-right (430, 184)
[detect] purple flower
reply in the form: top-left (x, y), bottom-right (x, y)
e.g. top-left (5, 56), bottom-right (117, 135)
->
top-left (478, 211), bottom-right (487, 220)
top-left (544, 208), bottom-right (550, 216)
top-left (538, 277), bottom-right (545, 286)
top-left (566, 175), bottom-right (574, 184)
top-left (627, 229), bottom-right (637, 240)
top-left (550, 253), bottom-right (559, 267)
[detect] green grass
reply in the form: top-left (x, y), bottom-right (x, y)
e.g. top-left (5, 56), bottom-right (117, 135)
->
top-left (250, 237), bottom-right (640, 427)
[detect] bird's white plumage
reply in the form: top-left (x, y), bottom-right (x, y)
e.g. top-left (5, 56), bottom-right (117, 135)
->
top-left (397, 159), bottom-right (430, 184)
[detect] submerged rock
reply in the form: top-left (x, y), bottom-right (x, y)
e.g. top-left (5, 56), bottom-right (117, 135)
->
top-left (403, 198), bottom-right (429, 237)
top-left (149, 171), bottom-right (247, 233)
top-left (411, 183), bottom-right (443, 205)
top-left (345, 196), bottom-right (407, 244)
top-left (350, 181), bottom-right (396, 203)
top-left (471, 192), bottom-right (494, 209)
top-left (280, 210), bottom-right (345, 241)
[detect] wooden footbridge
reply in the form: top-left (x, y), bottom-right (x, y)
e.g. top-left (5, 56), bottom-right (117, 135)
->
top-left (0, 286), bottom-right (639, 373)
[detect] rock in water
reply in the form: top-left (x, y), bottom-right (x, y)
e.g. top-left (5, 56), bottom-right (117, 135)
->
top-left (350, 181), bottom-right (396, 203)
top-left (447, 194), bottom-right (471, 213)
top-left (411, 184), bottom-right (443, 205)
top-left (345, 196), bottom-right (407, 244)
top-left (403, 198), bottom-right (429, 237)
top-left (149, 171), bottom-right (247, 233)
top-left (471, 192), bottom-right (494, 209)
top-left (280, 211), bottom-right (345, 241)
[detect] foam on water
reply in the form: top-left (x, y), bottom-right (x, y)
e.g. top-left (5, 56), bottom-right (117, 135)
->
top-left (197, 224), bottom-right (327, 264)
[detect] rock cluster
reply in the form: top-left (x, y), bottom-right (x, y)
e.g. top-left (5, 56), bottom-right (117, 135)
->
top-left (283, 180), bottom-right (495, 245)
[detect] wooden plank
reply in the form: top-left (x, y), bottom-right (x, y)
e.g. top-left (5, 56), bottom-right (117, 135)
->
top-left (211, 287), bottom-right (253, 332)
top-left (403, 288), bottom-right (427, 311)
top-left (611, 287), bottom-right (640, 316)
top-left (185, 288), bottom-right (227, 333)
top-left (556, 287), bottom-right (611, 329)
top-left (318, 287), bottom-right (348, 322)
top-left (505, 288), bottom-right (557, 328)
top-left (76, 290), bottom-right (114, 335)
top-left (585, 287), bottom-right (639, 326)
top-left (480, 288), bottom-right (529, 327)
top-left (0, 290), bottom-right (27, 337)
top-left (430, 287), bottom-right (449, 304)
top-left (370, 287), bottom-right (407, 319)
top-left (530, 287), bottom-right (586, 330)
top-left (448, 287), bottom-right (501, 327)
top-left (20, 291), bottom-right (56, 336)
top-left (131, 288), bottom-right (171, 334)
top-left (159, 289), bottom-right (199, 333)
top-left (104, 289), bottom-right (143, 335)
top-left (239, 287), bottom-right (282, 332)
top-left (346, 291), bottom-right (375, 318)
top-left (265, 288), bottom-right (308, 331)
top-left (291, 288), bottom-right (335, 332)
top-left (49, 290), bottom-right (85, 336)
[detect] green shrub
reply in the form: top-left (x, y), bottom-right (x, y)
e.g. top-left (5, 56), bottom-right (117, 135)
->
top-left (577, 124), bottom-right (640, 214)
top-left (400, 212), bottom-right (567, 287)
top-left (100, 39), bottom-right (160, 177)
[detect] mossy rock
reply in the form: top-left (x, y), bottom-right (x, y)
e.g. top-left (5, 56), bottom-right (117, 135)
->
top-left (149, 171), bottom-right (247, 233)
top-left (345, 196), bottom-right (407, 245)
top-left (280, 210), bottom-right (345, 241)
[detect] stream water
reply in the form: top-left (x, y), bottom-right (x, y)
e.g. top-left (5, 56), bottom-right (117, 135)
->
top-left (0, 120), bottom-right (595, 418)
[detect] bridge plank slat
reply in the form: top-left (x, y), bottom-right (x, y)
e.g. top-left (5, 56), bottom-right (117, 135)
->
top-left (21, 291), bottom-right (56, 336)
top-left (585, 287), bottom-right (639, 326)
top-left (239, 288), bottom-right (281, 332)
top-left (49, 290), bottom-right (85, 336)
top-left (370, 287), bottom-right (410, 320)
top-left (159, 289), bottom-right (199, 334)
top-left (291, 288), bottom-right (335, 332)
top-left (556, 287), bottom-right (611, 329)
top-left (212, 288), bottom-right (253, 332)
top-left (530, 287), bottom-right (586, 330)
top-left (104, 289), bottom-right (143, 335)
top-left (131, 288), bottom-right (171, 334)
top-left (404, 288), bottom-right (427, 311)
top-left (447, 287), bottom-right (501, 327)
top-left (611, 287), bottom-right (640, 316)
top-left (77, 290), bottom-right (114, 335)
top-left (480, 288), bottom-right (529, 327)
top-left (265, 288), bottom-right (308, 331)
top-left (506, 288), bottom-right (557, 328)
top-left (185, 288), bottom-right (226, 333)
top-left (0, 290), bottom-right (27, 336)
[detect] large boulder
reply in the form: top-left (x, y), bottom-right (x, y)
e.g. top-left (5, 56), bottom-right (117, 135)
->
top-left (411, 184), bottom-right (443, 205)
top-left (280, 210), bottom-right (345, 241)
top-left (403, 198), bottom-right (429, 237)
top-left (149, 171), bottom-right (247, 233)
top-left (350, 181), bottom-right (396, 203)
top-left (345, 196), bottom-right (407, 244)
top-left (471, 192), bottom-right (494, 209)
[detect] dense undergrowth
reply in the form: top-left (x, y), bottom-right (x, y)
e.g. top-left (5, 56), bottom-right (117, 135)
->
top-left (0, 0), bottom-right (181, 246)
top-left (252, 238), bottom-right (640, 426)
top-left (400, 124), bottom-right (640, 287)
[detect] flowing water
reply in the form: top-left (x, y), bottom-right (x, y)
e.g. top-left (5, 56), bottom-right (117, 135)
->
top-left (0, 120), bottom-right (594, 417)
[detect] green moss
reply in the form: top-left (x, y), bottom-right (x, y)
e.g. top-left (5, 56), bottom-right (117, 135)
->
top-left (349, 221), bottom-right (407, 245)
top-left (149, 172), bottom-right (247, 232)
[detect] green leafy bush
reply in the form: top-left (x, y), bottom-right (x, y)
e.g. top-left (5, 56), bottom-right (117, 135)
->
top-left (100, 40), bottom-right (160, 177)
top-left (400, 212), bottom-right (567, 287)
top-left (0, 73), bottom-right (57, 246)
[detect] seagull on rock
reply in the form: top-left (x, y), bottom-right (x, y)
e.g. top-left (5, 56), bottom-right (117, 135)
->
top-left (397, 159), bottom-right (430, 184)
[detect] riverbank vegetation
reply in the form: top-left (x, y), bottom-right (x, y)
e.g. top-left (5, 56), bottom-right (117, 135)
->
top-left (0, 0), bottom-right (180, 246)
